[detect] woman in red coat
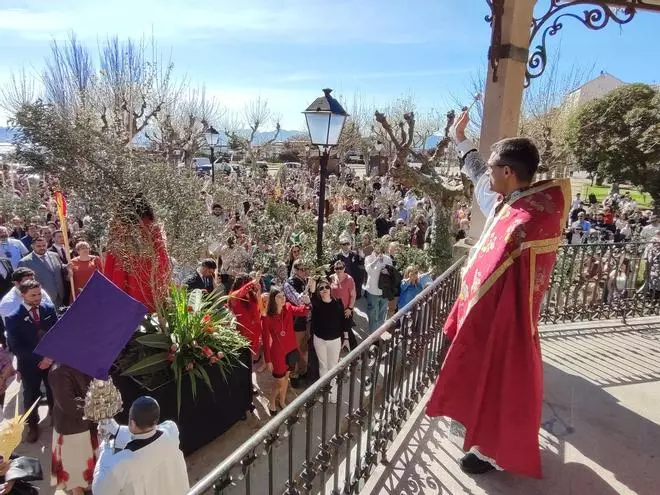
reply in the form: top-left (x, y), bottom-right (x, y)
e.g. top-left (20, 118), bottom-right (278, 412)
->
top-left (228, 274), bottom-right (263, 361)
top-left (262, 285), bottom-right (309, 416)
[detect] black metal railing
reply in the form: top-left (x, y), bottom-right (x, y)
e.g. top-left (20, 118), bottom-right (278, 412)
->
top-left (188, 256), bottom-right (465, 495)
top-left (541, 241), bottom-right (660, 324)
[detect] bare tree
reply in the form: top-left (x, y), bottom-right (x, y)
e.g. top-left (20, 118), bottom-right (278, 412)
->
top-left (225, 96), bottom-right (281, 164)
top-left (146, 86), bottom-right (224, 165)
top-left (520, 51), bottom-right (593, 177)
top-left (374, 109), bottom-right (467, 268)
top-left (0, 68), bottom-right (37, 119)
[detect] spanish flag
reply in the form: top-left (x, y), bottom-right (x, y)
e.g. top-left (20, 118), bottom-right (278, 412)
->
top-left (53, 190), bottom-right (67, 221)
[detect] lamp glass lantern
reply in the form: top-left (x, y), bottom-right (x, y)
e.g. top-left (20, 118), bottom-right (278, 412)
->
top-left (303, 89), bottom-right (349, 148)
top-left (205, 126), bottom-right (220, 148)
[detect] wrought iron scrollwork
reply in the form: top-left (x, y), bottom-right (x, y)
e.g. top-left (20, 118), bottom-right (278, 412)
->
top-left (486, 0), bottom-right (640, 85)
top-left (527, 1), bottom-right (637, 86)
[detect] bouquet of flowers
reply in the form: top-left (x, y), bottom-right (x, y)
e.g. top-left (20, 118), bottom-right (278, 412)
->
top-left (121, 285), bottom-right (249, 414)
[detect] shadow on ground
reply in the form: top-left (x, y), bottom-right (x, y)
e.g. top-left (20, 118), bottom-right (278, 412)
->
top-left (362, 323), bottom-right (660, 495)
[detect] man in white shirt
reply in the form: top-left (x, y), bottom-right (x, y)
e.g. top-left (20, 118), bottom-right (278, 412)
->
top-left (93, 396), bottom-right (189, 495)
top-left (0, 267), bottom-right (53, 323)
top-left (363, 247), bottom-right (393, 333)
top-left (0, 226), bottom-right (28, 269)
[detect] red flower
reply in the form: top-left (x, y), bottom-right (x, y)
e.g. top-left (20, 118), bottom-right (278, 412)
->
top-left (216, 351), bottom-right (225, 359)
top-left (203, 324), bottom-right (215, 334)
top-left (187, 305), bottom-right (194, 312)
top-left (202, 314), bottom-right (212, 323)
top-left (167, 353), bottom-right (176, 362)
top-left (185, 362), bottom-right (194, 371)
top-left (170, 344), bottom-right (178, 352)
top-left (210, 356), bottom-right (218, 364)
top-left (202, 346), bottom-right (214, 358)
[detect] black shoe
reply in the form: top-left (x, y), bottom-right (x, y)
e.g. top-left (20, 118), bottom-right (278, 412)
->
top-left (459, 453), bottom-right (495, 475)
top-left (269, 408), bottom-right (279, 417)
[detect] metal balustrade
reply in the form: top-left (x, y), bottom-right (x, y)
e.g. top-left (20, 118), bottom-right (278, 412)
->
top-left (189, 240), bottom-right (660, 494)
top-left (541, 241), bottom-right (660, 323)
top-left (188, 256), bottom-right (465, 495)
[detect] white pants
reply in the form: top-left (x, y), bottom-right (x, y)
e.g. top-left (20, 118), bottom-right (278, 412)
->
top-left (314, 336), bottom-right (342, 400)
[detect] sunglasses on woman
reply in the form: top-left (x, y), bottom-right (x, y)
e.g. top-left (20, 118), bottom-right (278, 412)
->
top-left (334, 266), bottom-right (345, 271)
top-left (318, 285), bottom-right (330, 291)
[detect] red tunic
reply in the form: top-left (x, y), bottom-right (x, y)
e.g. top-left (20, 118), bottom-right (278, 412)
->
top-left (426, 179), bottom-right (570, 479)
top-left (262, 302), bottom-right (308, 376)
top-left (228, 281), bottom-right (263, 356)
top-left (103, 218), bottom-right (171, 313)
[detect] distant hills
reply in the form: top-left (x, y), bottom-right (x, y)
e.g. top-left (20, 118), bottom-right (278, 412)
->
top-left (0, 126), bottom-right (442, 149)
top-left (0, 126), bottom-right (305, 145)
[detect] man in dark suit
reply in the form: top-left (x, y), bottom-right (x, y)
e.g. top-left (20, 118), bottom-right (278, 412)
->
top-left (18, 236), bottom-right (67, 308)
top-left (6, 279), bottom-right (57, 443)
top-left (183, 259), bottom-right (217, 292)
top-left (48, 230), bottom-right (68, 265)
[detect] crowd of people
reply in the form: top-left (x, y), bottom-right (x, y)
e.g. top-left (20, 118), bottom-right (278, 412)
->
top-left (566, 190), bottom-right (659, 244)
top-left (0, 161), bottom-right (459, 493)
top-left (0, 156), bottom-right (657, 492)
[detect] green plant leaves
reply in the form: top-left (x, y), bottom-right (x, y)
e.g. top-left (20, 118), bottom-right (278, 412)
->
top-left (122, 352), bottom-right (170, 376)
top-left (135, 333), bottom-right (171, 349)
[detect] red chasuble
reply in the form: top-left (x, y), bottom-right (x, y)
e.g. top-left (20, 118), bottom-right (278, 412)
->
top-left (426, 178), bottom-right (571, 478)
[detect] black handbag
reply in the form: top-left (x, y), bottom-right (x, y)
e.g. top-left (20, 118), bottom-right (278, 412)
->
top-left (285, 349), bottom-right (301, 369)
top-left (275, 314), bottom-right (301, 370)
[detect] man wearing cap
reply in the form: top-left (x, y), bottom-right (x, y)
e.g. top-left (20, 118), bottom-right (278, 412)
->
top-left (93, 396), bottom-right (189, 495)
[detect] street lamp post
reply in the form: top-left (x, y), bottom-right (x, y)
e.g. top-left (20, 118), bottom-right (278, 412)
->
top-left (204, 126), bottom-right (220, 183)
top-left (303, 89), bottom-right (349, 263)
top-left (374, 140), bottom-right (384, 177)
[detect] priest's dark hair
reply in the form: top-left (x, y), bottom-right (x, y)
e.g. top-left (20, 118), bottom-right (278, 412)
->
top-left (129, 396), bottom-right (160, 429)
top-left (491, 138), bottom-right (540, 184)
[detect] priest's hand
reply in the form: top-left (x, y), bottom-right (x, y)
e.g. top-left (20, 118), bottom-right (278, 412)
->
top-left (38, 357), bottom-right (53, 370)
top-left (98, 418), bottom-right (120, 438)
top-left (452, 110), bottom-right (469, 143)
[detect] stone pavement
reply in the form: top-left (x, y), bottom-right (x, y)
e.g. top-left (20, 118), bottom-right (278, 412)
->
top-left (361, 317), bottom-right (660, 495)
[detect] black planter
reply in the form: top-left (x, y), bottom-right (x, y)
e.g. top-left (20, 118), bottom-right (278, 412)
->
top-left (113, 348), bottom-right (253, 454)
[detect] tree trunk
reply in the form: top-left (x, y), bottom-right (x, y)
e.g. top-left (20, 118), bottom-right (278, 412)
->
top-left (428, 201), bottom-right (454, 271)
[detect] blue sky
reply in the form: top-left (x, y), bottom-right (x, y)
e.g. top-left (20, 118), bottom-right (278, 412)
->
top-left (0, 0), bottom-right (658, 130)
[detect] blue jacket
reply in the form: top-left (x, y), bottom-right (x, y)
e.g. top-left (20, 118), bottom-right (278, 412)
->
top-left (398, 280), bottom-right (423, 310)
top-left (6, 303), bottom-right (57, 367)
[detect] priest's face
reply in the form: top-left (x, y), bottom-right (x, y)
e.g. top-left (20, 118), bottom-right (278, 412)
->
top-left (486, 152), bottom-right (511, 195)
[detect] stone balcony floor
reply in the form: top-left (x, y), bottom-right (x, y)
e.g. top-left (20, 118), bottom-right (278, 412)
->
top-left (12, 315), bottom-right (660, 494)
top-left (361, 317), bottom-right (660, 495)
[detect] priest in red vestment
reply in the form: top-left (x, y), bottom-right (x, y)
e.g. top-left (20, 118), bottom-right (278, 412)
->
top-left (426, 110), bottom-right (570, 478)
